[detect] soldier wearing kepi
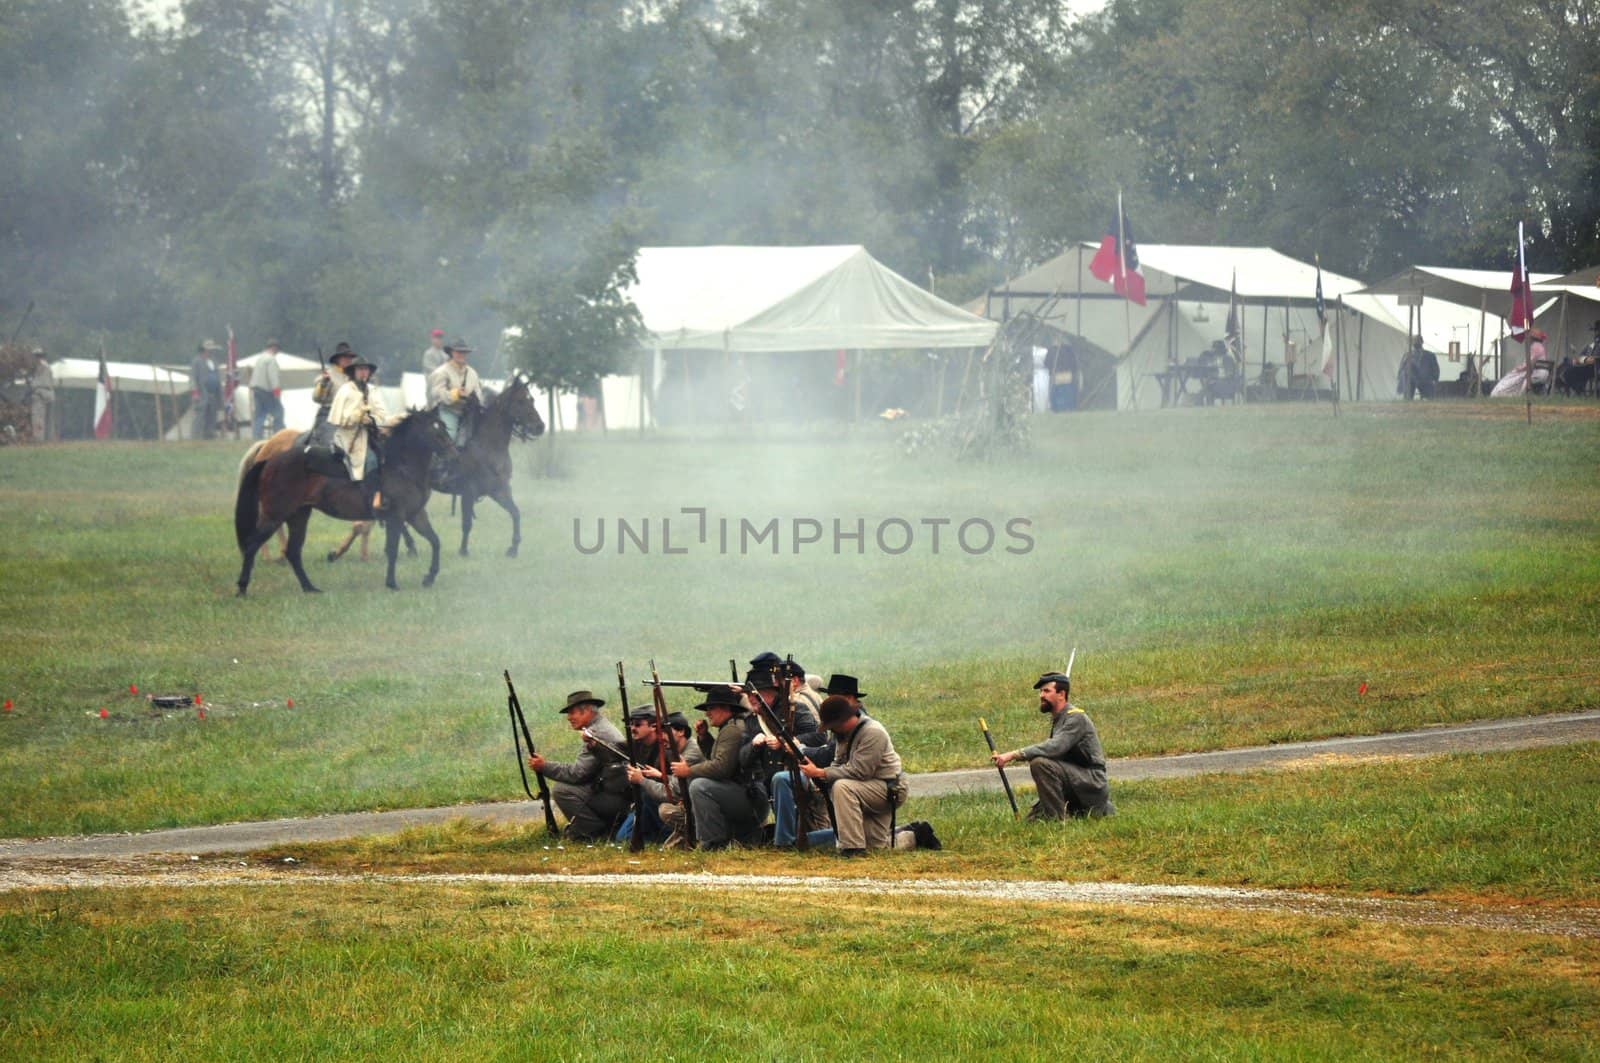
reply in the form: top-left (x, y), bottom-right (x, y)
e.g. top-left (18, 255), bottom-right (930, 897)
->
top-left (991, 672), bottom-right (1115, 819)
top-left (672, 686), bottom-right (766, 850)
top-left (625, 709), bottom-right (704, 847)
top-left (527, 690), bottom-right (630, 841)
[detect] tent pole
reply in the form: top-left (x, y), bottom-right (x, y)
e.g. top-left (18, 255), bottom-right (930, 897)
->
top-left (1356, 314), bottom-right (1365, 401)
top-left (151, 365), bottom-right (165, 442)
top-left (853, 350), bottom-right (863, 423)
top-left (1475, 293), bottom-right (1487, 398)
top-left (1260, 303), bottom-right (1269, 401)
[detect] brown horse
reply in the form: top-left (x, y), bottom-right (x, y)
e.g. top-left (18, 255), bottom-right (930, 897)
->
top-left (233, 408), bottom-right (456, 595)
top-left (431, 374), bottom-right (545, 557)
top-left (240, 430), bottom-right (400, 562)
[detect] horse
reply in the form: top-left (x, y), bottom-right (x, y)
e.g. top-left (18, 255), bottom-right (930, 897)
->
top-left (431, 373), bottom-right (546, 557)
top-left (233, 408), bottom-right (456, 596)
top-left (240, 429), bottom-right (410, 562)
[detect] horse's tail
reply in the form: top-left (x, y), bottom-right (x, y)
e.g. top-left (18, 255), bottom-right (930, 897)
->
top-left (237, 440), bottom-right (267, 482)
top-left (235, 461), bottom-right (265, 554)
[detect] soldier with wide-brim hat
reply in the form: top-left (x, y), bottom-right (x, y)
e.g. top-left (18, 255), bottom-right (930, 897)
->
top-left (821, 674), bottom-right (867, 701)
top-left (312, 343), bottom-right (358, 422)
top-left (327, 347), bottom-right (394, 510)
top-left (527, 687), bottom-right (628, 841)
top-left (667, 684), bottom-right (766, 850)
top-left (428, 336), bottom-right (482, 444)
top-left (991, 670), bottom-right (1114, 820)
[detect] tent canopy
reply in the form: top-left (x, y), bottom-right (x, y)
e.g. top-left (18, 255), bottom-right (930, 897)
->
top-left (1536, 264), bottom-right (1600, 289)
top-left (1359, 265), bottom-right (1560, 317)
top-left (629, 245), bottom-right (997, 351)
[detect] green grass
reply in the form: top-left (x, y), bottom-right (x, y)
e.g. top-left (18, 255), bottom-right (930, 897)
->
top-left (1, 402), bottom-right (1597, 835)
top-left (289, 742), bottom-right (1600, 903)
top-left (2, 880), bottom-right (1596, 1061)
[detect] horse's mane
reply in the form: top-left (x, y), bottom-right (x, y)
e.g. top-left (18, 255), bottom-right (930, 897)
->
top-left (386, 407), bottom-right (443, 457)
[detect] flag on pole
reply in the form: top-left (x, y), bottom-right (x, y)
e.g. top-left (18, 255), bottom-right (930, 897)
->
top-left (1224, 269), bottom-right (1241, 360)
top-left (1509, 223), bottom-right (1531, 340)
top-left (224, 325), bottom-right (239, 426)
top-left (1316, 255), bottom-right (1336, 378)
top-left (93, 346), bottom-right (114, 440)
top-left (1088, 193), bottom-right (1147, 305)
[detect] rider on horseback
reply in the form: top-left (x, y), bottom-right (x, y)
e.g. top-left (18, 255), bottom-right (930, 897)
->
top-left (328, 352), bottom-right (394, 513)
top-left (427, 337), bottom-right (483, 446)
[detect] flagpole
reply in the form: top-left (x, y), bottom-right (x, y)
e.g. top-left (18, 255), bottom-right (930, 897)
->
top-left (1519, 223), bottom-right (1532, 425)
top-left (1118, 190), bottom-right (1132, 397)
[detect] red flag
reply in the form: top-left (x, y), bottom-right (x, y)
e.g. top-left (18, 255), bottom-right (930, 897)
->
top-left (1088, 194), bottom-right (1147, 306)
top-left (1509, 223), bottom-right (1531, 340)
top-left (93, 347), bottom-right (114, 439)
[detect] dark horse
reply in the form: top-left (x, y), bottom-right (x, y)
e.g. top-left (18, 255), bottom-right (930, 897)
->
top-left (233, 408), bottom-right (457, 595)
top-left (430, 373), bottom-right (546, 557)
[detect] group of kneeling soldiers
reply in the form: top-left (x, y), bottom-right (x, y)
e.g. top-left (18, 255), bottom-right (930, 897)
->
top-left (527, 652), bottom-right (1115, 854)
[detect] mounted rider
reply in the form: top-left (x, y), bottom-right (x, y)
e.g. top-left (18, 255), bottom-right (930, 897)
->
top-left (312, 342), bottom-right (359, 427)
top-left (427, 336), bottom-right (482, 446)
top-left (327, 350), bottom-right (395, 512)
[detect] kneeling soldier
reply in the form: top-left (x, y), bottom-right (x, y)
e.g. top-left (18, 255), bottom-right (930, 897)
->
top-left (799, 695), bottom-right (920, 855)
top-left (528, 690), bottom-right (629, 840)
top-left (625, 708), bottom-right (704, 846)
top-left (672, 686), bottom-right (766, 850)
top-left (990, 672), bottom-right (1115, 819)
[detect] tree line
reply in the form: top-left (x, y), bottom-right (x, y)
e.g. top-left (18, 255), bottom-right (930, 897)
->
top-left (3, 0), bottom-right (1594, 388)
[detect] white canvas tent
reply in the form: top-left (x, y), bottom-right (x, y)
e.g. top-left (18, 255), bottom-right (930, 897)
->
top-left (1360, 266), bottom-right (1562, 379)
top-left (630, 245), bottom-right (998, 352)
top-left (1532, 265), bottom-right (1600, 360)
top-left (986, 244), bottom-right (1489, 408)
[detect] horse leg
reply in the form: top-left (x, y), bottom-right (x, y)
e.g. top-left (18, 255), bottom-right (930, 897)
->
top-left (487, 485), bottom-right (521, 558)
top-left (384, 518), bottom-right (402, 591)
top-left (401, 523), bottom-right (416, 557)
top-left (409, 510), bottom-right (443, 588)
top-left (359, 521), bottom-right (373, 561)
top-left (327, 521), bottom-right (359, 564)
top-left (459, 494), bottom-right (475, 557)
top-left (283, 508), bottom-right (320, 593)
top-left (236, 518), bottom-right (287, 597)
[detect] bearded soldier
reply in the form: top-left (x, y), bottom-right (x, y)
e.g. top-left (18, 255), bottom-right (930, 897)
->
top-left (672, 686), bottom-right (766, 850)
top-left (990, 672), bottom-right (1115, 819)
top-left (527, 690), bottom-right (630, 842)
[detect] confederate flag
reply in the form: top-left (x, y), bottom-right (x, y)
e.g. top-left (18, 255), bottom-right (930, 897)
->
top-left (1088, 195), bottom-right (1147, 306)
top-left (93, 347), bottom-right (114, 439)
top-left (1509, 222), bottom-right (1531, 340)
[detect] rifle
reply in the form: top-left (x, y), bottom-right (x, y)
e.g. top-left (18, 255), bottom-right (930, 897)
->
top-left (648, 660), bottom-right (696, 843)
top-left (746, 659), bottom-right (818, 851)
top-left (617, 660), bottom-right (647, 853)
top-left (504, 670), bottom-right (559, 836)
top-left (980, 717), bottom-right (1020, 819)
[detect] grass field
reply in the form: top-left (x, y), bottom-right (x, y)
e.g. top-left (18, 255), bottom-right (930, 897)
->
top-left (3, 879), bottom-right (1596, 1060)
top-left (1, 401), bottom-right (1597, 836)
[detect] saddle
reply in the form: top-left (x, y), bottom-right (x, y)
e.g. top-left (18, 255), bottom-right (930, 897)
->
top-left (296, 423), bottom-right (348, 479)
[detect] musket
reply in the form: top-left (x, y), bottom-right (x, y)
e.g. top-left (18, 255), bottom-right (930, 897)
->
top-left (648, 659), bottom-right (696, 842)
top-left (646, 679), bottom-right (739, 690)
top-left (504, 670), bottom-right (559, 836)
top-left (980, 717), bottom-right (1020, 819)
top-left (617, 660), bottom-right (647, 853)
top-left (746, 660), bottom-right (816, 851)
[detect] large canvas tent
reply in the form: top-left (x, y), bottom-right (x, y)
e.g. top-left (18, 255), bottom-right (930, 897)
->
top-left (1359, 266), bottom-right (1561, 378)
top-left (1533, 266), bottom-right (1600, 360)
top-left (631, 245), bottom-right (998, 352)
top-left (986, 244), bottom-right (1489, 408)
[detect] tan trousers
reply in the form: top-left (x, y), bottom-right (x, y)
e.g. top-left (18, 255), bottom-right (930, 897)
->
top-left (830, 777), bottom-right (896, 850)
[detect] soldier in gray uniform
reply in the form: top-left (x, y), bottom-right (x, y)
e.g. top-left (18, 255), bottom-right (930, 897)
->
top-left (527, 689), bottom-right (629, 841)
top-left (991, 671), bottom-right (1115, 819)
top-left (626, 709), bottom-right (703, 846)
top-left (672, 686), bottom-right (766, 850)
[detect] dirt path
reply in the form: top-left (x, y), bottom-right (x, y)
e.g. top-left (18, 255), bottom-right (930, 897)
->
top-left (1, 708), bottom-right (1594, 863)
top-left (3, 863), bottom-right (1596, 939)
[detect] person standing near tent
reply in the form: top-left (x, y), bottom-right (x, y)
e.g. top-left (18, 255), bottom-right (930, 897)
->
top-left (250, 339), bottom-right (284, 439)
top-left (27, 348), bottom-right (55, 442)
top-left (427, 337), bottom-right (482, 444)
top-left (1398, 337), bottom-right (1439, 400)
top-left (190, 340), bottom-right (223, 439)
top-left (421, 328), bottom-right (447, 375)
